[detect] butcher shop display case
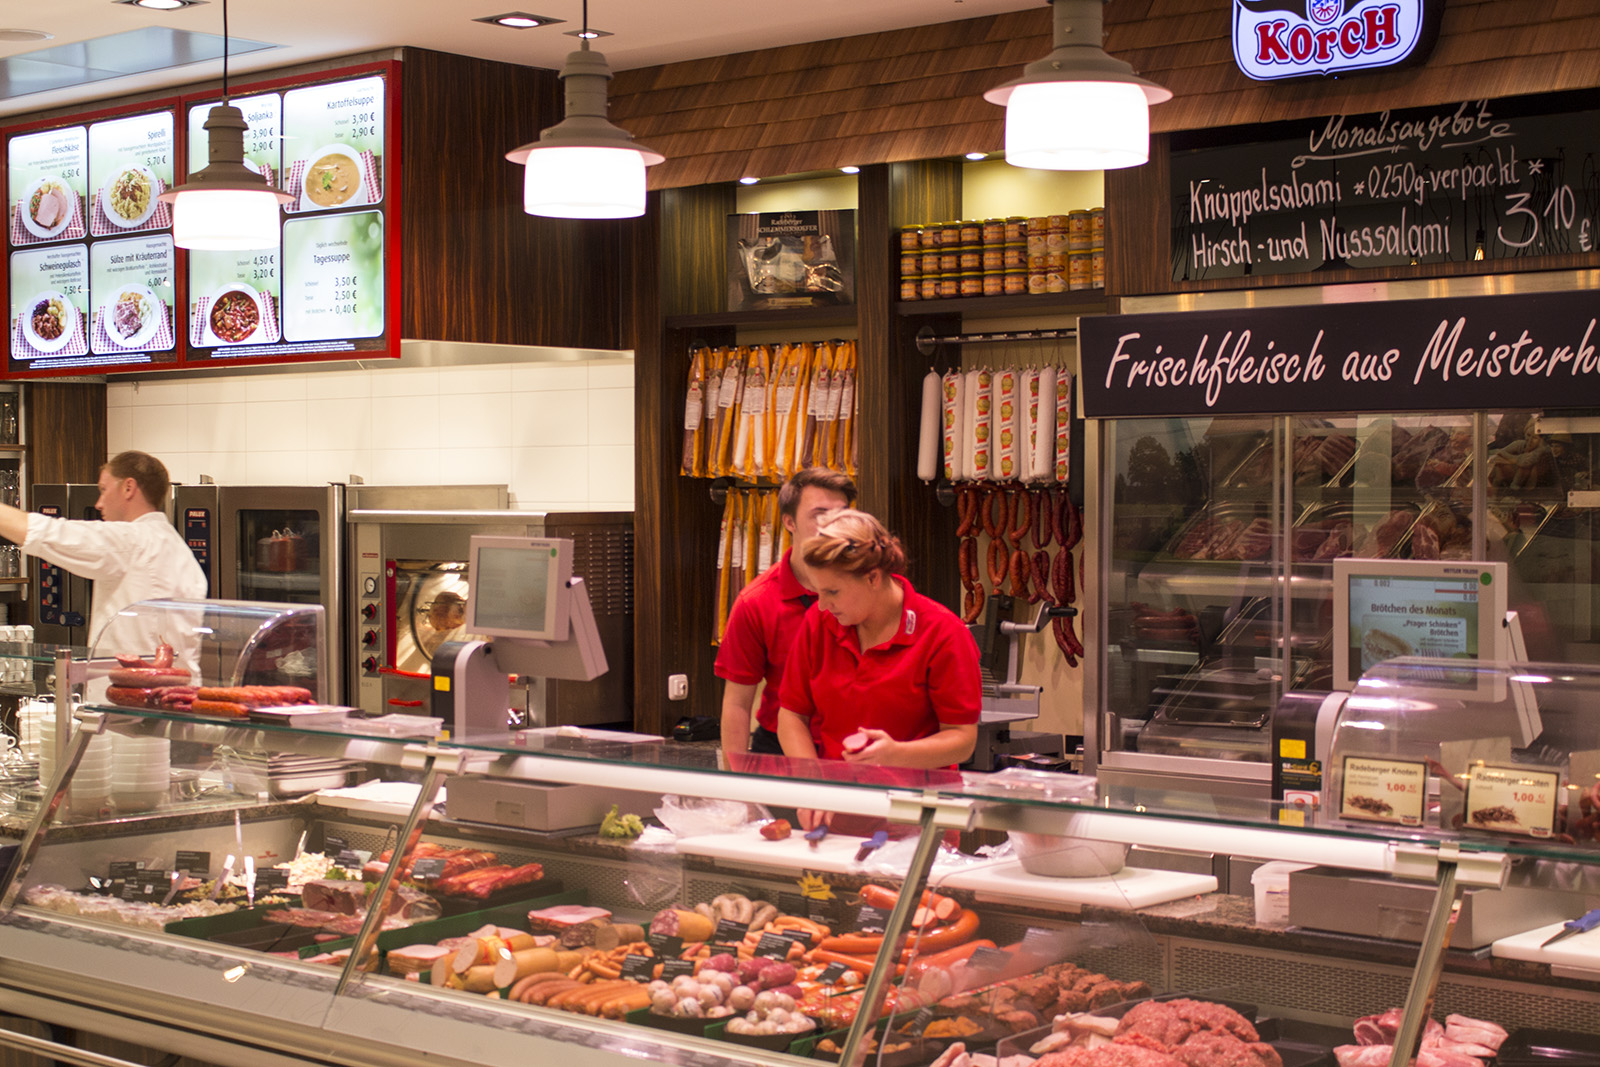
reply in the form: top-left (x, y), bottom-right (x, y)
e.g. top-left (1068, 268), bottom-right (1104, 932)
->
top-left (1084, 409), bottom-right (1600, 798)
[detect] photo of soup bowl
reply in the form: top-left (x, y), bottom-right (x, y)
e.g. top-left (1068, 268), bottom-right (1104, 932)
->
top-left (202, 283), bottom-right (267, 347)
top-left (299, 144), bottom-right (366, 210)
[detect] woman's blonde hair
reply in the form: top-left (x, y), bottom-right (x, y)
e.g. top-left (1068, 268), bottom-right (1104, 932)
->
top-left (800, 509), bottom-right (907, 577)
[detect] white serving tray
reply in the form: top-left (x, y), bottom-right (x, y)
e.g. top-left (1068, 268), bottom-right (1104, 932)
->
top-left (936, 859), bottom-right (1217, 911)
top-left (673, 826), bottom-right (889, 875)
top-left (1492, 922), bottom-right (1600, 977)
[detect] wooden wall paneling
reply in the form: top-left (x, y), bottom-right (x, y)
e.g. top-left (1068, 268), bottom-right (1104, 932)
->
top-left (636, 185), bottom-right (738, 733)
top-left (1105, 135), bottom-right (1175, 298)
top-left (398, 48), bottom-right (623, 349)
top-left (856, 161), bottom-right (963, 612)
top-left (26, 383), bottom-right (107, 486)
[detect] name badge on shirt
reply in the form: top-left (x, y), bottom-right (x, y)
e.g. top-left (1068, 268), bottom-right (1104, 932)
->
top-left (904, 610), bottom-right (916, 635)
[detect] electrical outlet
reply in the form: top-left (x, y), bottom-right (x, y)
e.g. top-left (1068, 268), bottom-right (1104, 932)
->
top-left (667, 674), bottom-right (689, 701)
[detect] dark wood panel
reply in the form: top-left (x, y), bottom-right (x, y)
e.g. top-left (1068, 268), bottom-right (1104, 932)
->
top-left (635, 184), bottom-right (738, 734)
top-left (26, 383), bottom-right (106, 486)
top-left (398, 48), bottom-right (623, 348)
top-left (858, 161), bottom-right (962, 613)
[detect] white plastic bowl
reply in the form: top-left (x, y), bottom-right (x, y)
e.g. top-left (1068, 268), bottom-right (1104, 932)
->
top-left (1009, 831), bottom-right (1128, 878)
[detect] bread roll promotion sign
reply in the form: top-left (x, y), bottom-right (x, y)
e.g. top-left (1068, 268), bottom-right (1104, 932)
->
top-left (1078, 287), bottom-right (1600, 418)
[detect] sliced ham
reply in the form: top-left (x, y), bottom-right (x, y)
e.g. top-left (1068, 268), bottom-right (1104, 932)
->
top-left (34, 188), bottom-right (65, 227)
top-left (1443, 1016), bottom-right (1508, 1052)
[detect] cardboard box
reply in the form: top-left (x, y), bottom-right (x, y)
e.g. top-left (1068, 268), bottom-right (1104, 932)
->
top-left (1287, 866), bottom-right (1583, 948)
top-left (446, 776), bottom-right (660, 832)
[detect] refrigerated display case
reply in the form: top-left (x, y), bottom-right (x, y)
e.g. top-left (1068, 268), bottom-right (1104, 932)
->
top-left (1085, 408), bottom-right (1600, 797)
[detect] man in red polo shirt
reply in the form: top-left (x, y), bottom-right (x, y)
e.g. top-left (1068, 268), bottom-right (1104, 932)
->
top-left (716, 467), bottom-right (856, 754)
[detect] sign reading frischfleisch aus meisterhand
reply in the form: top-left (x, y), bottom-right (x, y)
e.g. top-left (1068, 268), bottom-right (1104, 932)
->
top-left (1172, 92), bottom-right (1600, 283)
top-left (1078, 287), bottom-right (1599, 418)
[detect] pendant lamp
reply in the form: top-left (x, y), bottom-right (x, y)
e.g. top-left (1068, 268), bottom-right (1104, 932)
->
top-left (157, 0), bottom-right (291, 248)
top-left (506, 1), bottom-right (663, 219)
top-left (984, 0), bottom-right (1171, 171)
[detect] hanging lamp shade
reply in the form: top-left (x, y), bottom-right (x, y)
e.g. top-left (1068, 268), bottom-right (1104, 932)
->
top-left (507, 45), bottom-right (664, 219)
top-left (984, 0), bottom-right (1171, 170)
top-left (158, 103), bottom-right (293, 250)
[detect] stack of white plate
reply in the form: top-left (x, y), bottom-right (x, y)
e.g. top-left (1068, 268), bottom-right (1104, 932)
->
top-left (111, 735), bottom-right (171, 812)
top-left (39, 718), bottom-right (115, 813)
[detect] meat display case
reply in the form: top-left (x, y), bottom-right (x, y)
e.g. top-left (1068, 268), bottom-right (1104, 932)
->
top-left (1084, 409), bottom-right (1600, 797)
top-left (3, 600), bottom-right (1600, 1067)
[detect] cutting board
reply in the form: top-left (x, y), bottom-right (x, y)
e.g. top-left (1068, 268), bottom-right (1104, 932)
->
top-left (937, 860), bottom-right (1217, 911)
top-left (1493, 922), bottom-right (1600, 976)
top-left (674, 827), bottom-right (899, 875)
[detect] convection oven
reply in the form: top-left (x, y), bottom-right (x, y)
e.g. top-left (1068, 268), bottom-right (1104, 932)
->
top-left (31, 483), bottom-right (104, 648)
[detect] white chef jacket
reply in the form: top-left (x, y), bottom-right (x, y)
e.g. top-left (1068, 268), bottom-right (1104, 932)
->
top-left (22, 510), bottom-right (208, 659)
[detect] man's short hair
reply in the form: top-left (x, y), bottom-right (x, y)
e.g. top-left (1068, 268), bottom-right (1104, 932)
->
top-left (777, 467), bottom-right (857, 520)
top-left (103, 451), bottom-right (171, 510)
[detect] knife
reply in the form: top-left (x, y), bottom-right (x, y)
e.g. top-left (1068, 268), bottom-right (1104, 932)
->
top-left (207, 854), bottom-right (236, 902)
top-left (854, 830), bottom-right (889, 863)
top-left (1540, 906), bottom-right (1600, 947)
top-left (805, 824), bottom-right (829, 850)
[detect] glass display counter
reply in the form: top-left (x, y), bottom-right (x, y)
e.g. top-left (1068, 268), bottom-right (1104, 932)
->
top-left (1, 608), bottom-right (1599, 1067)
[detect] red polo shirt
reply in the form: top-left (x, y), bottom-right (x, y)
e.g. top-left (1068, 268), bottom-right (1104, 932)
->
top-left (714, 549), bottom-right (815, 733)
top-left (779, 575), bottom-right (981, 760)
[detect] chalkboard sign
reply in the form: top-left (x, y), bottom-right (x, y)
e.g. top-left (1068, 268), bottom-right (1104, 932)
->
top-left (1171, 92), bottom-right (1600, 282)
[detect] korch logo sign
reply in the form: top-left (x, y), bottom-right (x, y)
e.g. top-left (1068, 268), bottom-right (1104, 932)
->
top-left (1234, 0), bottom-right (1445, 81)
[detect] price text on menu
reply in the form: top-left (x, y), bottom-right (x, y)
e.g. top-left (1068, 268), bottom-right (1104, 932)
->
top-left (1171, 91), bottom-right (1600, 281)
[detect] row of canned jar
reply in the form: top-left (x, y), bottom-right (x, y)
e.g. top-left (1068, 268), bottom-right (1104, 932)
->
top-left (902, 248), bottom-right (1105, 300)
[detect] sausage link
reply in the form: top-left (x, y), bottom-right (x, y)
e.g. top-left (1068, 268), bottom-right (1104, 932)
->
top-left (956, 489), bottom-right (976, 538)
top-left (1052, 616), bottom-right (1080, 668)
top-left (1063, 495), bottom-right (1083, 551)
top-left (986, 538), bottom-right (1009, 591)
top-left (1062, 547), bottom-right (1077, 604)
top-left (982, 490), bottom-right (1004, 539)
top-left (959, 537), bottom-right (977, 591)
top-left (1033, 489), bottom-right (1051, 549)
top-left (1032, 550), bottom-right (1053, 604)
top-left (1010, 490), bottom-right (1033, 547)
top-left (1009, 549), bottom-right (1030, 598)
top-left (962, 584), bottom-right (985, 624)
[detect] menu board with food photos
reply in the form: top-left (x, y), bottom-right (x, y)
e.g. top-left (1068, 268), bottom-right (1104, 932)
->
top-left (0, 61), bottom-right (398, 377)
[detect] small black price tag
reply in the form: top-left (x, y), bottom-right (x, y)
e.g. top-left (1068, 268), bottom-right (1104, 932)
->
top-left (621, 954), bottom-right (656, 982)
top-left (410, 857), bottom-right (447, 882)
top-left (807, 897), bottom-right (843, 927)
top-left (323, 835), bottom-right (347, 855)
top-left (713, 918), bottom-right (749, 944)
top-left (335, 849), bottom-right (364, 870)
top-left (754, 932), bottom-right (796, 959)
top-left (108, 860), bottom-right (144, 881)
top-left (659, 957), bottom-right (695, 980)
top-left (646, 932), bottom-right (683, 957)
top-left (777, 891), bottom-right (808, 916)
top-left (905, 1006), bottom-right (935, 1037)
top-left (175, 851), bottom-right (210, 876)
top-left (818, 961), bottom-right (848, 984)
top-left (854, 904), bottom-right (891, 935)
top-left (967, 946), bottom-right (1011, 973)
top-left (121, 870), bottom-right (169, 900)
top-left (255, 868), bottom-right (290, 892)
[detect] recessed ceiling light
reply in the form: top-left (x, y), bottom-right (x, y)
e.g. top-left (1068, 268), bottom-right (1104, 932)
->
top-left (473, 11), bottom-right (563, 28)
top-left (738, 176), bottom-right (760, 185)
top-left (839, 166), bottom-right (860, 174)
top-left (965, 152), bottom-right (988, 161)
top-left (0, 28), bottom-right (54, 41)
top-left (563, 27), bottom-right (612, 39)
top-left (115, 0), bottom-right (207, 9)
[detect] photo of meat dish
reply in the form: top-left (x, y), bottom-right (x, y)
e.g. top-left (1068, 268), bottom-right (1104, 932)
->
top-left (1346, 795), bottom-right (1393, 817)
top-left (112, 290), bottom-right (150, 340)
top-left (31, 299), bottom-right (63, 341)
top-left (1469, 804), bottom-right (1518, 826)
top-left (210, 290), bottom-right (259, 343)
top-left (27, 179), bottom-right (73, 232)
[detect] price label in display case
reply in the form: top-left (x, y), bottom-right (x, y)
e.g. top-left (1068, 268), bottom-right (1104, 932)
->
top-left (1464, 763), bottom-right (1560, 838)
top-left (1338, 756), bottom-right (1427, 826)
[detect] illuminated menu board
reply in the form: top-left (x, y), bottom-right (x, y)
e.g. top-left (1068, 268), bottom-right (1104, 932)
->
top-left (1, 61), bottom-right (399, 377)
top-left (6, 111), bottom-right (181, 373)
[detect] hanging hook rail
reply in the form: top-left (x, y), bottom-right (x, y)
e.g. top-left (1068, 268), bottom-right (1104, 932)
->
top-left (915, 324), bottom-right (1077, 356)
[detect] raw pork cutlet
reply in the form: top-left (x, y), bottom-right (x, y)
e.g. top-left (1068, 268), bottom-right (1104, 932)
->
top-left (1443, 1015), bottom-right (1507, 1052)
top-left (1036, 1044), bottom-right (1188, 1067)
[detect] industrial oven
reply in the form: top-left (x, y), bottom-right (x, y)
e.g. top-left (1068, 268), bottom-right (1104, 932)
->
top-left (31, 483), bottom-right (106, 648)
top-left (347, 509), bottom-right (633, 728)
top-left (172, 482), bottom-right (508, 704)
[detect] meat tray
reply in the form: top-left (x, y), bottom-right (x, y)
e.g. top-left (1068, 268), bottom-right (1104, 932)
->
top-left (995, 992), bottom-right (1262, 1061)
top-left (1496, 1028), bottom-right (1600, 1067)
top-left (1160, 502), bottom-right (1275, 563)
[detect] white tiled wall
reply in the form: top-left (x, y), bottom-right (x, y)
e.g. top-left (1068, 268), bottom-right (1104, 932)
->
top-left (106, 361), bottom-right (635, 508)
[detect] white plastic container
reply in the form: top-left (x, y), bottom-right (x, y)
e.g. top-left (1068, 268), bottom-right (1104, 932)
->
top-left (1251, 860), bottom-right (1313, 926)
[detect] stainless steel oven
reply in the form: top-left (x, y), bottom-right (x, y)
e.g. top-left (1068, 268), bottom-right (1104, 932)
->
top-left (173, 482), bottom-right (508, 704)
top-left (31, 483), bottom-right (106, 648)
top-left (348, 509), bottom-right (633, 728)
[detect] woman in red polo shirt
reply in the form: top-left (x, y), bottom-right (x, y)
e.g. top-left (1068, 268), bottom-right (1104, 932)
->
top-left (776, 511), bottom-right (980, 822)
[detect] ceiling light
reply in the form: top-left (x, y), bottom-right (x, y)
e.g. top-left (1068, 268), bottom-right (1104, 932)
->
top-left (984, 0), bottom-right (1171, 170)
top-left (0, 29), bottom-right (54, 41)
top-left (563, 27), bottom-right (611, 39)
top-left (116, 0), bottom-right (207, 9)
top-left (839, 166), bottom-right (860, 175)
top-left (738, 176), bottom-right (759, 185)
top-left (506, 0), bottom-right (662, 218)
top-left (156, 0), bottom-right (291, 248)
top-left (965, 152), bottom-right (988, 161)
top-left (474, 12), bottom-right (563, 29)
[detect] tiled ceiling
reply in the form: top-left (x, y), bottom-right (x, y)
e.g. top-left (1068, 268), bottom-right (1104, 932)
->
top-left (0, 0), bottom-right (1042, 119)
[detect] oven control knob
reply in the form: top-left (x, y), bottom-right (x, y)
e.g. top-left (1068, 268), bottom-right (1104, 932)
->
top-left (362, 630), bottom-right (378, 646)
top-left (361, 603), bottom-right (378, 620)
top-left (362, 576), bottom-right (379, 596)
top-left (362, 656), bottom-right (379, 673)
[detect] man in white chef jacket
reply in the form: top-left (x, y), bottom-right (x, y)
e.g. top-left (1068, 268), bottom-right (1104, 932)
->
top-left (0, 451), bottom-right (207, 675)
